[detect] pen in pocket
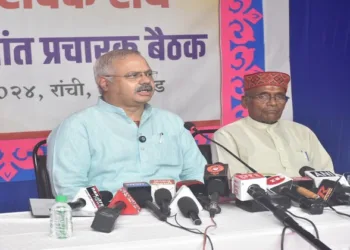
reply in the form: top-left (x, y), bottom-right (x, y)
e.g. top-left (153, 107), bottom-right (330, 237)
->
top-left (159, 132), bottom-right (163, 143)
top-left (303, 151), bottom-right (309, 161)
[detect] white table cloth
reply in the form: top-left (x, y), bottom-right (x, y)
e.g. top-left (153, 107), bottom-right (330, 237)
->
top-left (1, 205), bottom-right (350, 250)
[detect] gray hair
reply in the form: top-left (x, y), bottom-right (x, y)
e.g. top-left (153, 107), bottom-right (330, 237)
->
top-left (93, 49), bottom-right (141, 94)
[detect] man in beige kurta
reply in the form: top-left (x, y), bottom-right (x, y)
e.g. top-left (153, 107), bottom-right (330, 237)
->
top-left (211, 71), bottom-right (334, 177)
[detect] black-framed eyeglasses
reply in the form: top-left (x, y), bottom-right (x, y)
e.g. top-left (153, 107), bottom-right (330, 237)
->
top-left (246, 93), bottom-right (289, 103)
top-left (101, 70), bottom-right (158, 81)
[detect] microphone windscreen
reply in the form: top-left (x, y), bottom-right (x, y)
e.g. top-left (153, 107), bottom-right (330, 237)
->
top-left (177, 196), bottom-right (199, 216)
top-left (207, 179), bottom-right (225, 195)
top-left (299, 166), bottom-right (315, 177)
top-left (100, 191), bottom-right (113, 206)
top-left (154, 188), bottom-right (172, 205)
top-left (184, 122), bottom-right (195, 131)
top-left (130, 189), bottom-right (153, 208)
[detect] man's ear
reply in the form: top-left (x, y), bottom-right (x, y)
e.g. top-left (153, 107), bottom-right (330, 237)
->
top-left (241, 95), bottom-right (248, 109)
top-left (98, 77), bottom-right (109, 92)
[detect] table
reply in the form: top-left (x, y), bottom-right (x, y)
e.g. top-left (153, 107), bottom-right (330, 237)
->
top-left (1, 205), bottom-right (350, 250)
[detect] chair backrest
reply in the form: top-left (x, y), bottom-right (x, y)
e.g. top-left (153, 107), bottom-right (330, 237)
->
top-left (198, 144), bottom-right (213, 164)
top-left (32, 139), bottom-right (54, 199)
top-left (190, 127), bottom-right (217, 164)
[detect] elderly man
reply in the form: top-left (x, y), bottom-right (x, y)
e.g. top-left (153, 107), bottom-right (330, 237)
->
top-left (47, 49), bottom-right (206, 199)
top-left (211, 71), bottom-right (334, 177)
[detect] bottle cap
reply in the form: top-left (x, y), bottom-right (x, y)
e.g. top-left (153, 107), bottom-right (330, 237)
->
top-left (55, 195), bottom-right (67, 202)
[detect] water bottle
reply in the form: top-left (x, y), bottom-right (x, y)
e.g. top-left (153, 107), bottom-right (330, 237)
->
top-left (50, 195), bottom-right (73, 239)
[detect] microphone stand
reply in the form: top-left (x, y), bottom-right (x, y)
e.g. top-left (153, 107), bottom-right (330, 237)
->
top-left (248, 185), bottom-right (331, 250)
top-left (190, 127), bottom-right (257, 173)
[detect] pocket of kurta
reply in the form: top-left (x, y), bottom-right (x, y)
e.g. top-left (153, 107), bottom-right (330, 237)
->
top-left (293, 151), bottom-right (310, 169)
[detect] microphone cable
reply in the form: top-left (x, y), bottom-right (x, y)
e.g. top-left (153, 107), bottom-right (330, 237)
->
top-left (164, 214), bottom-right (215, 250)
top-left (281, 210), bottom-right (320, 250)
top-left (322, 175), bottom-right (350, 218)
top-left (203, 217), bottom-right (217, 250)
top-left (281, 174), bottom-right (350, 250)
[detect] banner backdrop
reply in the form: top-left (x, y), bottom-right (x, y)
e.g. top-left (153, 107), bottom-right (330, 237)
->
top-left (220, 0), bottom-right (293, 125)
top-left (0, 0), bottom-right (221, 133)
top-left (0, 0), bottom-right (295, 213)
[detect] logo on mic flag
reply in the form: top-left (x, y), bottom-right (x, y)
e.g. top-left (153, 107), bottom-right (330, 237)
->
top-left (108, 188), bottom-right (141, 215)
top-left (206, 164), bottom-right (224, 175)
top-left (267, 176), bottom-right (285, 185)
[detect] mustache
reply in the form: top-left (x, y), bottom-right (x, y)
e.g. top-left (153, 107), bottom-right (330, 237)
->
top-left (136, 84), bottom-right (153, 92)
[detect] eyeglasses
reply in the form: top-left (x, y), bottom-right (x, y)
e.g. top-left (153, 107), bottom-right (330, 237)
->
top-left (102, 71), bottom-right (158, 82)
top-left (246, 93), bottom-right (289, 103)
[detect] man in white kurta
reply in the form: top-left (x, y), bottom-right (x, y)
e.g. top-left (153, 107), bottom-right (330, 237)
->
top-left (211, 71), bottom-right (334, 177)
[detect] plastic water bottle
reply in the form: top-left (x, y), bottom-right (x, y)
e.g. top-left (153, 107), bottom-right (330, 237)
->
top-left (50, 195), bottom-right (73, 238)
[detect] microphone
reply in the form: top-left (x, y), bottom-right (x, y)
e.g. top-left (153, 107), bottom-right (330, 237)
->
top-left (91, 188), bottom-right (140, 233)
top-left (154, 188), bottom-right (172, 216)
top-left (207, 179), bottom-right (225, 217)
top-left (176, 180), bottom-right (206, 197)
top-left (184, 122), bottom-right (257, 173)
top-left (123, 182), bottom-right (167, 220)
top-left (107, 188), bottom-right (141, 215)
top-left (100, 191), bottom-right (113, 206)
top-left (317, 180), bottom-right (350, 206)
top-left (299, 167), bottom-right (350, 206)
top-left (233, 173), bottom-right (267, 202)
top-left (204, 163), bottom-right (230, 196)
top-left (150, 179), bottom-right (176, 202)
top-left (203, 162), bottom-right (230, 217)
top-left (177, 196), bottom-right (202, 225)
top-left (68, 191), bottom-right (113, 210)
top-left (175, 180), bottom-right (218, 213)
top-left (68, 198), bottom-right (86, 210)
top-left (247, 184), bottom-right (332, 250)
top-left (29, 187), bottom-right (111, 217)
top-left (233, 173), bottom-right (290, 212)
top-left (68, 186), bottom-right (106, 214)
top-left (123, 181), bottom-right (152, 197)
top-left (169, 185), bottom-right (203, 215)
top-left (267, 174), bottom-right (323, 215)
top-left (130, 189), bottom-right (167, 221)
top-left (299, 166), bottom-right (349, 188)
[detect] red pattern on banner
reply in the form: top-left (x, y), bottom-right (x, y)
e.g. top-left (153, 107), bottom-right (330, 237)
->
top-left (220, 0), bottom-right (263, 125)
top-left (0, 138), bottom-right (45, 182)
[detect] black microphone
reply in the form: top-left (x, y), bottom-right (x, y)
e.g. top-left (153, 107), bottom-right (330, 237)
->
top-left (299, 166), bottom-right (315, 176)
top-left (68, 198), bottom-right (86, 210)
top-left (91, 202), bottom-right (127, 233)
top-left (154, 188), bottom-right (172, 216)
top-left (207, 179), bottom-right (224, 217)
top-left (280, 186), bottom-right (323, 215)
top-left (130, 189), bottom-right (167, 221)
top-left (177, 196), bottom-right (202, 225)
top-left (184, 122), bottom-right (257, 173)
top-left (247, 184), bottom-right (331, 250)
top-left (267, 174), bottom-right (323, 215)
top-left (100, 191), bottom-right (113, 206)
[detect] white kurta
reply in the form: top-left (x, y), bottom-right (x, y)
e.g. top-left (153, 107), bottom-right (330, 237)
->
top-left (211, 117), bottom-right (334, 177)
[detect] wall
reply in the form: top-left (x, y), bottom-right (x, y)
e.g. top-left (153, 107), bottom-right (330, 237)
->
top-left (290, 0), bottom-right (350, 173)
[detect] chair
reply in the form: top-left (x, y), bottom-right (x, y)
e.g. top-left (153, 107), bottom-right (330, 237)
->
top-left (198, 144), bottom-right (213, 164)
top-left (190, 127), bottom-right (217, 164)
top-left (32, 139), bottom-right (54, 199)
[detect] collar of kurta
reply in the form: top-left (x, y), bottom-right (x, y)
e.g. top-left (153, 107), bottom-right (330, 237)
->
top-left (245, 116), bottom-right (279, 130)
top-left (96, 97), bottom-right (153, 122)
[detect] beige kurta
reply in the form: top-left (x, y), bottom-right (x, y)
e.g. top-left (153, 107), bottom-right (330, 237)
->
top-left (211, 116), bottom-right (334, 177)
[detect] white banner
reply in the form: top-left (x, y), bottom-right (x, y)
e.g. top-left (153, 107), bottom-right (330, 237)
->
top-left (263, 0), bottom-right (293, 120)
top-left (0, 0), bottom-right (220, 133)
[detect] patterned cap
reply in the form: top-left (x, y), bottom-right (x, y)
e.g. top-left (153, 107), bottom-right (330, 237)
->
top-left (243, 71), bottom-right (290, 91)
